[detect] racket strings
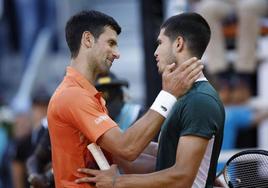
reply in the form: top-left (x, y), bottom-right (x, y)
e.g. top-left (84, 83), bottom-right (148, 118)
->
top-left (225, 153), bottom-right (268, 187)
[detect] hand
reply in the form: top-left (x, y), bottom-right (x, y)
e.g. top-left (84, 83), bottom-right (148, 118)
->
top-left (162, 57), bottom-right (203, 98)
top-left (75, 165), bottom-right (119, 188)
top-left (28, 173), bottom-right (51, 188)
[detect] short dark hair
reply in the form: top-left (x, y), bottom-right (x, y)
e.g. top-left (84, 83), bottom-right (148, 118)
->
top-left (65, 10), bottom-right (121, 58)
top-left (161, 12), bottom-right (211, 58)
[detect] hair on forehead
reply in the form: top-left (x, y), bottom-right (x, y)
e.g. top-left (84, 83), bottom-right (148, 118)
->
top-left (161, 12), bottom-right (211, 58)
top-left (65, 10), bottom-right (121, 58)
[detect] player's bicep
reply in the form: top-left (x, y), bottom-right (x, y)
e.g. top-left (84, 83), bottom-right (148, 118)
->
top-left (175, 136), bottom-right (209, 180)
top-left (97, 126), bottom-right (126, 157)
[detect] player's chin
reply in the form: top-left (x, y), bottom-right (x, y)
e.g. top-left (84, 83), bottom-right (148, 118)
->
top-left (105, 66), bottom-right (112, 73)
top-left (99, 67), bottom-right (110, 75)
top-left (158, 67), bottom-right (164, 74)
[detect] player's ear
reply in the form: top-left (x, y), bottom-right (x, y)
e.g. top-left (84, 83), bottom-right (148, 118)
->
top-left (81, 31), bottom-right (95, 48)
top-left (175, 36), bottom-right (184, 53)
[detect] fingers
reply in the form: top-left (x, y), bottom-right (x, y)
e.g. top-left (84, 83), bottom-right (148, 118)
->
top-left (163, 63), bottom-right (176, 77)
top-left (186, 63), bottom-right (204, 82)
top-left (166, 63), bottom-right (176, 72)
top-left (177, 57), bottom-right (198, 72)
top-left (176, 59), bottom-right (203, 83)
top-left (75, 176), bottom-right (97, 184)
top-left (77, 168), bottom-right (100, 176)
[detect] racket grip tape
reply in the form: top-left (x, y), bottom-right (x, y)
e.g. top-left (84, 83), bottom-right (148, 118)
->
top-left (87, 143), bottom-right (110, 170)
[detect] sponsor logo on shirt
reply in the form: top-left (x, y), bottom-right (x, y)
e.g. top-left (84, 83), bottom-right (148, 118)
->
top-left (95, 115), bottom-right (109, 124)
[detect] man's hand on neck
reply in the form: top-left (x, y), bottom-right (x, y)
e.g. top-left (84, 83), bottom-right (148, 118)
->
top-left (162, 57), bottom-right (203, 98)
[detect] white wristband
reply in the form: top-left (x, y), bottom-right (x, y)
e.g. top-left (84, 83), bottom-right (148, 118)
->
top-left (150, 90), bottom-right (177, 118)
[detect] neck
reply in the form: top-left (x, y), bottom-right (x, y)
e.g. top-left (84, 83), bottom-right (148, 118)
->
top-left (70, 56), bottom-right (96, 85)
top-left (178, 54), bottom-right (205, 79)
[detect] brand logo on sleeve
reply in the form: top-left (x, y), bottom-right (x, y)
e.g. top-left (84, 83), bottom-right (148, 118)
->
top-left (160, 105), bottom-right (167, 112)
top-left (95, 115), bottom-right (109, 124)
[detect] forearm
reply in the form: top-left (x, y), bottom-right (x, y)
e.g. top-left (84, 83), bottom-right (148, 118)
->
top-left (116, 110), bottom-right (164, 160)
top-left (114, 153), bottom-right (156, 174)
top-left (115, 166), bottom-right (192, 188)
top-left (98, 110), bottom-right (164, 161)
top-left (111, 90), bottom-right (177, 160)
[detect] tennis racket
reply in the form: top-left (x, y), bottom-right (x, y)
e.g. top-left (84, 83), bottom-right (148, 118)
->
top-left (87, 143), bottom-right (110, 170)
top-left (218, 149), bottom-right (268, 188)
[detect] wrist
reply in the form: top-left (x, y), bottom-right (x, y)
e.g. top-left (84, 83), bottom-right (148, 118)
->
top-left (150, 90), bottom-right (177, 118)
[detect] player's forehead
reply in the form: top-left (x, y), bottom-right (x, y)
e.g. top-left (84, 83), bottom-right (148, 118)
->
top-left (99, 26), bottom-right (118, 41)
top-left (157, 28), bottom-right (168, 42)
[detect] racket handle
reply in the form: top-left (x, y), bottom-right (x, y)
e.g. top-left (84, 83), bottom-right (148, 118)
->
top-left (87, 143), bottom-right (110, 170)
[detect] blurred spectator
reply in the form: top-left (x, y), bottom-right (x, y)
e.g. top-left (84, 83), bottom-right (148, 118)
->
top-left (215, 76), bottom-right (268, 171)
top-left (13, 0), bottom-right (57, 71)
top-left (95, 72), bottom-right (144, 131)
top-left (0, 0), bottom-right (19, 55)
top-left (26, 119), bottom-right (53, 188)
top-left (14, 0), bottom-right (39, 69)
top-left (196, 0), bottom-right (268, 86)
top-left (11, 88), bottom-right (50, 188)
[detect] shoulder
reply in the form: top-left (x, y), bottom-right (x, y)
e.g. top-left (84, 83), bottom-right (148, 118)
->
top-left (180, 91), bottom-right (225, 124)
top-left (180, 91), bottom-right (221, 111)
top-left (48, 86), bottom-right (99, 120)
top-left (51, 87), bottom-right (95, 107)
top-left (182, 82), bottom-right (222, 108)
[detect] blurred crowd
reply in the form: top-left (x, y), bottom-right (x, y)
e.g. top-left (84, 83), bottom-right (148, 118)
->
top-left (1, 0), bottom-right (268, 187)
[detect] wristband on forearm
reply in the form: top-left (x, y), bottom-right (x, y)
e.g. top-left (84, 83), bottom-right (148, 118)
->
top-left (150, 90), bottom-right (177, 118)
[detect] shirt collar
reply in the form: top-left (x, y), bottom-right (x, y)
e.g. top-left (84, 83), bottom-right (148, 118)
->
top-left (66, 66), bottom-right (98, 94)
top-left (195, 77), bottom-right (208, 82)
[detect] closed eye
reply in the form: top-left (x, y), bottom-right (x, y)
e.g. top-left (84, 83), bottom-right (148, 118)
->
top-left (156, 39), bottom-right (161, 45)
top-left (108, 39), bottom-right (117, 47)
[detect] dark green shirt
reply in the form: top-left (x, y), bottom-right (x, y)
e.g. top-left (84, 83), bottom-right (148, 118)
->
top-left (156, 81), bottom-right (225, 188)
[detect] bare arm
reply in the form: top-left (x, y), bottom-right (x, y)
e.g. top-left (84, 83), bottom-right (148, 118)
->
top-left (98, 110), bottom-right (163, 161)
top-left (98, 58), bottom-right (203, 161)
top-left (114, 153), bottom-right (156, 174)
top-left (76, 135), bottom-right (209, 188)
top-left (113, 136), bottom-right (209, 188)
top-left (113, 142), bottom-right (158, 173)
